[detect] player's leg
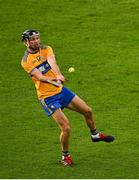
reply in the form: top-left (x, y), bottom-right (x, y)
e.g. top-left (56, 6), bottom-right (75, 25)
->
top-left (52, 108), bottom-right (70, 152)
top-left (67, 95), bottom-right (115, 142)
top-left (67, 95), bottom-right (96, 130)
top-left (52, 108), bottom-right (73, 166)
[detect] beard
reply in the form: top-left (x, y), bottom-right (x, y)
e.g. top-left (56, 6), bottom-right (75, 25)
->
top-left (29, 43), bottom-right (41, 51)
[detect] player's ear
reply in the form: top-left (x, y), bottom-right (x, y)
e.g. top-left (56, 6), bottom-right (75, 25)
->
top-left (24, 39), bottom-right (30, 47)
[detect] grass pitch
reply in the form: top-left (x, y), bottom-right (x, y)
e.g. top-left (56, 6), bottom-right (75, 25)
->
top-left (1, 0), bottom-right (139, 178)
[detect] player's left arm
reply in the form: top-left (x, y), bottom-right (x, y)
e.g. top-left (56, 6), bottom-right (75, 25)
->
top-left (47, 55), bottom-right (65, 83)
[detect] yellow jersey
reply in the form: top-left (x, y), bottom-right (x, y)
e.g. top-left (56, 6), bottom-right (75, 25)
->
top-left (21, 45), bottom-right (62, 100)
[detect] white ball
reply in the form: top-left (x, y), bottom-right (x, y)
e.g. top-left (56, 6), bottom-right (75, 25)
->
top-left (68, 67), bottom-right (75, 73)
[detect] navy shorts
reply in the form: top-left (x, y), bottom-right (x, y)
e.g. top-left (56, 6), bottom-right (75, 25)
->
top-left (40, 87), bottom-right (75, 116)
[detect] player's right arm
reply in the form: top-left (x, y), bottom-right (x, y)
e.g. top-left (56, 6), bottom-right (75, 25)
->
top-left (30, 68), bottom-right (57, 82)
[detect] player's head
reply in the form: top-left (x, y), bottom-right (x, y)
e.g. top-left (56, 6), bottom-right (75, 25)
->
top-left (22, 29), bottom-right (41, 50)
top-left (22, 29), bottom-right (40, 41)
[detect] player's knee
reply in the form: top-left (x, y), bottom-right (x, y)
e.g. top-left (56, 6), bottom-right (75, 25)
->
top-left (65, 124), bottom-right (71, 134)
top-left (84, 107), bottom-right (92, 118)
top-left (62, 123), bottom-right (71, 134)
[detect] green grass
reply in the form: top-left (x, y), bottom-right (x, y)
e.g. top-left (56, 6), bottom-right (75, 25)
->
top-left (1, 0), bottom-right (139, 178)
